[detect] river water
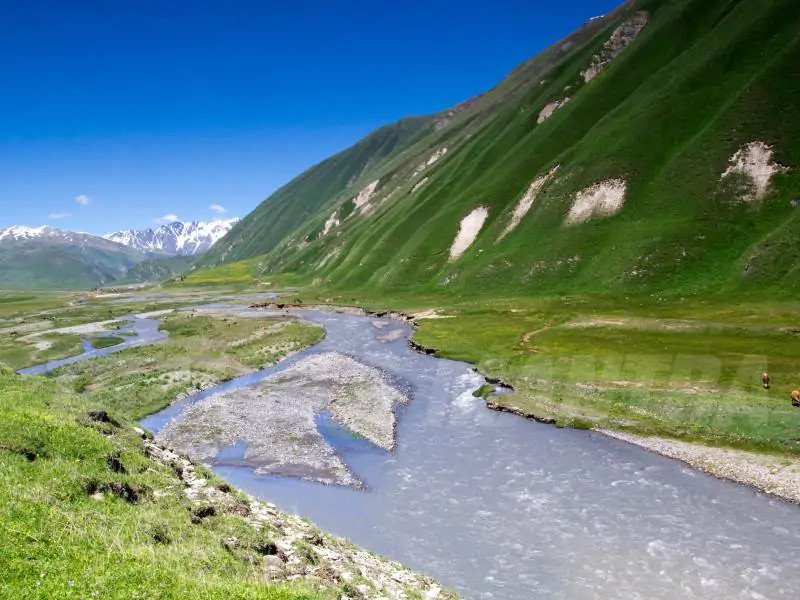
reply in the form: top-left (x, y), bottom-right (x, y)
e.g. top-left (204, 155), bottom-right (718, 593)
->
top-left (24, 306), bottom-right (800, 599)
top-left (17, 315), bottom-right (167, 376)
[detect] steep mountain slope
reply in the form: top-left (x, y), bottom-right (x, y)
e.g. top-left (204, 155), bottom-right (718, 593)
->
top-left (201, 0), bottom-right (800, 297)
top-left (200, 118), bottom-right (438, 265)
top-left (199, 5), bottom-right (628, 268)
top-left (115, 255), bottom-right (193, 284)
top-left (105, 219), bottom-right (238, 256)
top-left (0, 227), bottom-right (150, 289)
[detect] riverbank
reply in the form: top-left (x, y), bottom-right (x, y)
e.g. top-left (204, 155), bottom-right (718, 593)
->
top-left (599, 429), bottom-right (800, 505)
top-left (250, 294), bottom-right (800, 504)
top-left (0, 365), bottom-right (453, 599)
top-left (144, 438), bottom-right (451, 599)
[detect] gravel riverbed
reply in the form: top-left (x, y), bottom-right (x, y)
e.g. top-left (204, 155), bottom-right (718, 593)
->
top-left (600, 429), bottom-right (800, 504)
top-left (156, 351), bottom-right (408, 487)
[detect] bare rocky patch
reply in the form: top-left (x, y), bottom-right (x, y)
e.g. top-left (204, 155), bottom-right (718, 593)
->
top-left (582, 11), bottom-right (649, 82)
top-left (156, 352), bottom-right (408, 487)
top-left (353, 180), bottom-right (380, 215)
top-left (318, 246), bottom-right (342, 269)
top-left (449, 206), bottom-right (489, 260)
top-left (321, 211), bottom-right (339, 237)
top-left (537, 98), bottom-right (570, 124)
top-left (413, 147), bottom-right (448, 177)
top-left (498, 165), bottom-right (560, 240)
top-left (721, 141), bottom-right (788, 202)
top-left (411, 176), bottom-right (429, 194)
top-left (566, 179), bottom-right (627, 225)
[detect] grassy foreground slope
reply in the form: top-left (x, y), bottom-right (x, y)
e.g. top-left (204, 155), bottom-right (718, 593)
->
top-left (0, 300), bottom-right (449, 599)
top-left (198, 0), bottom-right (800, 297)
top-left (0, 366), bottom-right (319, 600)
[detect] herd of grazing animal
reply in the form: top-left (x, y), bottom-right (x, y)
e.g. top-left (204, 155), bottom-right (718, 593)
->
top-left (762, 373), bottom-right (800, 407)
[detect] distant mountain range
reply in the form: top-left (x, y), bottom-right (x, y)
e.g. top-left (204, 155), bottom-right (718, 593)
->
top-left (0, 223), bottom-right (208, 289)
top-left (104, 219), bottom-right (238, 256)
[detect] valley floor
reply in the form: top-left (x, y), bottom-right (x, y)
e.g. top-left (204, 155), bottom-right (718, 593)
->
top-left (272, 288), bottom-right (800, 502)
top-left (0, 292), bottom-right (453, 599)
top-left (3, 284), bottom-right (800, 595)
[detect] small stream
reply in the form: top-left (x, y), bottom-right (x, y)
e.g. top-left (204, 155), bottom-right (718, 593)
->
top-left (20, 305), bottom-right (800, 599)
top-left (16, 315), bottom-right (167, 376)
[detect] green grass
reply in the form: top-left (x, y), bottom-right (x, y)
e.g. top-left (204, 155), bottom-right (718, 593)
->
top-left (407, 295), bottom-right (800, 454)
top-left (178, 258), bottom-right (263, 286)
top-left (0, 365), bottom-right (326, 599)
top-left (91, 336), bottom-right (125, 349)
top-left (0, 333), bottom-right (84, 371)
top-left (0, 291), bottom-right (77, 317)
top-left (0, 297), bottom-right (203, 371)
top-left (51, 312), bottom-right (324, 421)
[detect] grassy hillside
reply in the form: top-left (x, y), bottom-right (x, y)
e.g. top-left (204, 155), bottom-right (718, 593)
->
top-left (0, 365), bottom-right (317, 599)
top-left (0, 239), bottom-right (147, 290)
top-left (195, 0), bottom-right (800, 299)
top-left (116, 255), bottom-right (193, 285)
top-left (199, 117), bottom-right (437, 266)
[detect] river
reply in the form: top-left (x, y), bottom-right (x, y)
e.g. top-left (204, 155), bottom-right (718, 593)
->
top-left (24, 305), bottom-right (800, 599)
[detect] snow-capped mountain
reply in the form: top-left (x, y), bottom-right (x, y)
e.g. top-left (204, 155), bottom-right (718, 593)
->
top-left (104, 219), bottom-right (238, 256)
top-left (0, 225), bottom-right (151, 289)
top-left (0, 225), bottom-right (116, 247)
top-left (0, 225), bottom-right (46, 241)
top-left (0, 225), bottom-right (68, 242)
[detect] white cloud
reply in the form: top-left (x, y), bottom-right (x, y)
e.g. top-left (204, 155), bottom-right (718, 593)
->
top-left (154, 214), bottom-right (180, 225)
top-left (75, 194), bottom-right (90, 206)
top-left (209, 203), bottom-right (227, 214)
top-left (48, 212), bottom-right (72, 220)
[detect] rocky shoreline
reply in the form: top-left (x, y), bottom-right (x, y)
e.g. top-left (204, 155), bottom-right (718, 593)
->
top-left (599, 429), bottom-right (800, 505)
top-left (143, 436), bottom-right (453, 599)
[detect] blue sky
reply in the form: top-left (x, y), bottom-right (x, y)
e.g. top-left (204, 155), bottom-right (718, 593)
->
top-left (0, 0), bottom-right (620, 235)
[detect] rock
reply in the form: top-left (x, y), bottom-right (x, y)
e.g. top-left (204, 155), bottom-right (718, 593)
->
top-left (132, 427), bottom-right (147, 439)
top-left (253, 540), bottom-right (279, 556)
top-left (263, 555), bottom-right (284, 569)
top-left (392, 570), bottom-right (416, 585)
top-left (106, 453), bottom-right (127, 474)
top-left (305, 531), bottom-right (324, 546)
top-left (87, 410), bottom-right (120, 427)
top-left (222, 537), bottom-right (240, 552)
top-left (191, 504), bottom-right (216, 520)
top-left (424, 586), bottom-right (443, 599)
